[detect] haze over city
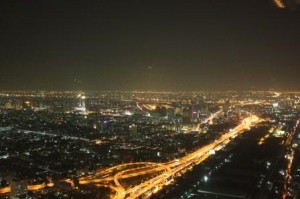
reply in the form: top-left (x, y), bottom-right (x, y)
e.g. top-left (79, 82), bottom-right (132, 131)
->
top-left (0, 0), bottom-right (300, 91)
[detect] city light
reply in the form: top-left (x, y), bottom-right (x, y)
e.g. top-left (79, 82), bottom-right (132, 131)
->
top-left (0, 91), bottom-right (299, 198)
top-left (0, 0), bottom-right (300, 197)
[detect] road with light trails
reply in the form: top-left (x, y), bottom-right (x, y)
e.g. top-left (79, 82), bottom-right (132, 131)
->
top-left (76, 115), bottom-right (261, 199)
top-left (0, 187), bottom-right (10, 194)
top-left (0, 182), bottom-right (53, 195)
top-left (0, 113), bottom-right (261, 199)
top-left (191, 109), bottom-right (223, 132)
top-left (123, 115), bottom-right (261, 199)
top-left (282, 119), bottom-right (299, 199)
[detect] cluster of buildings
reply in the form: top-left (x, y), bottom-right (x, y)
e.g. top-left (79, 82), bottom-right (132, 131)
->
top-left (0, 91), bottom-right (299, 198)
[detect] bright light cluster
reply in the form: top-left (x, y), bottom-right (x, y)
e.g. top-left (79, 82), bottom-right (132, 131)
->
top-left (273, 0), bottom-right (285, 8)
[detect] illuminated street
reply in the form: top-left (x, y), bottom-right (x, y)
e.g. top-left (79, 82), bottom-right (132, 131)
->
top-left (0, 114), bottom-right (261, 198)
top-left (75, 115), bottom-right (261, 199)
top-left (0, 0), bottom-right (300, 198)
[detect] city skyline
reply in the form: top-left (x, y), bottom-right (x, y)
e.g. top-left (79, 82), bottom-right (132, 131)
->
top-left (1, 1), bottom-right (300, 198)
top-left (0, 0), bottom-right (300, 91)
top-left (0, 90), bottom-right (300, 198)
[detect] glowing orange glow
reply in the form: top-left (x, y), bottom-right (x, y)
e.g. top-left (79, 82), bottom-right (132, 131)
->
top-left (0, 115), bottom-right (262, 199)
top-left (27, 183), bottom-right (47, 191)
top-left (0, 187), bottom-right (10, 194)
top-left (47, 182), bottom-right (54, 187)
top-left (65, 179), bottom-right (75, 188)
top-left (75, 115), bottom-right (261, 199)
top-left (273, 0), bottom-right (285, 8)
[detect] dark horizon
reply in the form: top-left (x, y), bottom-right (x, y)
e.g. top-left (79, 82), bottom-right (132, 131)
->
top-left (2, 89), bottom-right (300, 93)
top-left (1, 0), bottom-right (300, 91)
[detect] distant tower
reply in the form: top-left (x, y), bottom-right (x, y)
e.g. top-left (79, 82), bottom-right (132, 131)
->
top-left (75, 93), bottom-right (86, 112)
top-left (191, 105), bottom-right (200, 122)
top-left (101, 121), bottom-right (108, 133)
top-left (15, 100), bottom-right (23, 110)
top-left (175, 124), bottom-right (181, 133)
top-left (129, 124), bottom-right (138, 138)
top-left (4, 101), bottom-right (13, 109)
top-left (78, 94), bottom-right (86, 110)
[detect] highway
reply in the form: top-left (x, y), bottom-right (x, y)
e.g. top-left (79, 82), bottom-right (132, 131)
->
top-left (0, 187), bottom-right (10, 194)
top-left (0, 182), bottom-right (52, 194)
top-left (191, 109), bottom-right (223, 132)
top-left (0, 113), bottom-right (261, 199)
top-left (282, 119), bottom-right (299, 199)
top-left (77, 114), bottom-right (261, 199)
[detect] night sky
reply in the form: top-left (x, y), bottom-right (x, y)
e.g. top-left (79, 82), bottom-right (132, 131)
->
top-left (0, 0), bottom-right (299, 91)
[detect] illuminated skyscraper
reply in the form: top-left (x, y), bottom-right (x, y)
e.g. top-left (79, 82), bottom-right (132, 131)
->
top-left (79, 95), bottom-right (86, 110)
top-left (129, 124), bottom-right (138, 138)
top-left (75, 93), bottom-right (86, 112)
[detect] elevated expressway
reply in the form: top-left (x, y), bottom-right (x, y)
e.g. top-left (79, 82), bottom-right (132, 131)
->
top-left (0, 114), bottom-right (262, 199)
top-left (78, 115), bottom-right (262, 199)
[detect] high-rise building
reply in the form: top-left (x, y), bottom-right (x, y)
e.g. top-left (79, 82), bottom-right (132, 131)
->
top-left (15, 100), bottom-right (23, 110)
top-left (74, 94), bottom-right (86, 112)
top-left (79, 96), bottom-right (86, 110)
top-left (4, 101), bottom-right (13, 109)
top-left (129, 124), bottom-right (138, 138)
